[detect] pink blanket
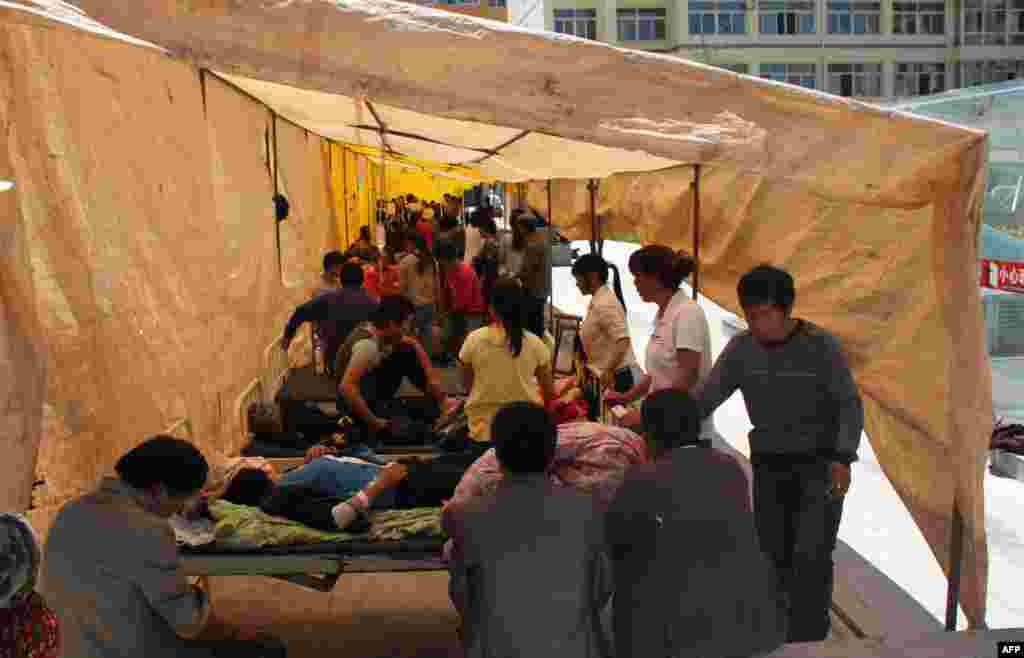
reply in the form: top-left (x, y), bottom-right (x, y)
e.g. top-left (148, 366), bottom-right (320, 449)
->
top-left (443, 422), bottom-right (647, 561)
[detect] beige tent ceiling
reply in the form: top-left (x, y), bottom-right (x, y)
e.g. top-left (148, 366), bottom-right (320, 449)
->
top-left (2, 0), bottom-right (994, 629)
top-left (42, 0), bottom-right (980, 201)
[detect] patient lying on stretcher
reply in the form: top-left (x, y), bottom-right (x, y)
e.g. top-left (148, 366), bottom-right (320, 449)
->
top-left (217, 446), bottom-right (477, 533)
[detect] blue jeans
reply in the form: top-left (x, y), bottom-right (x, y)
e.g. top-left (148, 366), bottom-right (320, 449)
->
top-left (414, 303), bottom-right (435, 360)
top-left (279, 456), bottom-right (396, 508)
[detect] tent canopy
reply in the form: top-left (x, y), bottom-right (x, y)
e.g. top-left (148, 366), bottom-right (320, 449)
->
top-left (0, 0), bottom-right (992, 628)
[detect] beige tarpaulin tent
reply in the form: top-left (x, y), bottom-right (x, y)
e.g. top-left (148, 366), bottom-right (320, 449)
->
top-left (0, 0), bottom-right (990, 626)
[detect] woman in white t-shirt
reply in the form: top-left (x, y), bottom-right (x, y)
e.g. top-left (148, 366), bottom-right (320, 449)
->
top-left (604, 246), bottom-right (715, 438)
top-left (571, 253), bottom-right (640, 391)
top-left (459, 277), bottom-right (555, 444)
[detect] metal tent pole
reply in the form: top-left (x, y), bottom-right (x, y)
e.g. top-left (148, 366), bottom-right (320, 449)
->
top-left (692, 164), bottom-right (701, 300)
top-left (944, 504), bottom-right (965, 631)
top-left (547, 179), bottom-right (554, 333)
top-left (588, 179), bottom-right (599, 255)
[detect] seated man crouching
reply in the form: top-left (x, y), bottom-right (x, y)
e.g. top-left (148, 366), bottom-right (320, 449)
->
top-left (335, 295), bottom-right (448, 450)
top-left (604, 389), bottom-right (787, 658)
top-left (442, 401), bottom-right (613, 657)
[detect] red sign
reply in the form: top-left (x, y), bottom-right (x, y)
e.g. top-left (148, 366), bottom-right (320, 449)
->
top-left (980, 259), bottom-right (1024, 293)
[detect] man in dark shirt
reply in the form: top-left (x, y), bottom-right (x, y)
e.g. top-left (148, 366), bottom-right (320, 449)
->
top-left (442, 402), bottom-right (613, 658)
top-left (280, 262), bottom-right (377, 377)
top-left (693, 265), bottom-right (864, 642)
top-left (605, 389), bottom-right (787, 658)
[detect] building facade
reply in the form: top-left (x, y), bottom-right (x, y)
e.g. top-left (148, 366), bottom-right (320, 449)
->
top-left (406, 0), bottom-right (510, 22)
top-left (546, 0), bottom-right (1024, 98)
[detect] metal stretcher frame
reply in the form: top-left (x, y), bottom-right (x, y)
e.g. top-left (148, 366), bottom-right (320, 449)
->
top-left (179, 544), bottom-right (446, 592)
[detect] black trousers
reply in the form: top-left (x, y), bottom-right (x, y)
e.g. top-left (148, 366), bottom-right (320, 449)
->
top-left (337, 345), bottom-right (437, 446)
top-left (752, 458), bottom-right (844, 643)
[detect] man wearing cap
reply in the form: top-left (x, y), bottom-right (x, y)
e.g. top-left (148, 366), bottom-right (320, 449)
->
top-left (692, 264), bottom-right (864, 642)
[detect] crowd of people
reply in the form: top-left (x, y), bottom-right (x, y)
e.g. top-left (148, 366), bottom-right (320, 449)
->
top-left (7, 197), bottom-right (865, 657)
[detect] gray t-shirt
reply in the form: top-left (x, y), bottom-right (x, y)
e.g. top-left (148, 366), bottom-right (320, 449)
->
top-left (694, 319), bottom-right (864, 464)
top-left (334, 323), bottom-right (395, 378)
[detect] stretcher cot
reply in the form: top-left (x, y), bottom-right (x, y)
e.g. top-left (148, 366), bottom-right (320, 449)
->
top-left (178, 538), bottom-right (446, 592)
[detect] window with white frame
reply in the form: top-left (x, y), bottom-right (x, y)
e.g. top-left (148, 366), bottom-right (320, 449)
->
top-left (554, 8), bottom-right (598, 38)
top-left (689, 1), bottom-right (747, 34)
top-left (964, 0), bottom-right (1007, 44)
top-left (894, 62), bottom-right (945, 97)
top-left (617, 8), bottom-right (668, 40)
top-left (827, 63), bottom-right (883, 96)
top-left (962, 60), bottom-right (1024, 86)
top-left (760, 63), bottom-right (816, 88)
top-left (827, 1), bottom-right (881, 33)
top-left (892, 1), bottom-right (945, 34)
top-left (758, 0), bottom-right (816, 33)
top-left (1012, 0), bottom-right (1024, 43)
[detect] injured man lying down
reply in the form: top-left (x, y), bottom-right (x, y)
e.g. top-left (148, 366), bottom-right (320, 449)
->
top-left (213, 448), bottom-right (478, 533)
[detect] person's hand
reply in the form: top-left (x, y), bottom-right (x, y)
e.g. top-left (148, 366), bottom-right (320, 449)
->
top-left (603, 390), bottom-right (627, 406)
top-left (618, 408), bottom-right (642, 428)
top-left (829, 462), bottom-right (851, 498)
top-left (305, 445), bottom-right (338, 463)
top-left (599, 370), bottom-right (616, 390)
top-left (230, 625), bottom-right (267, 642)
top-left (378, 462), bottom-right (410, 488)
top-left (371, 416), bottom-right (392, 434)
top-left (401, 335), bottom-right (423, 351)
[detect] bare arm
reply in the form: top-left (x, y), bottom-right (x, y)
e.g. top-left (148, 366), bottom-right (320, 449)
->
top-left (536, 363), bottom-right (556, 403)
top-left (339, 352), bottom-right (386, 431)
top-left (672, 348), bottom-right (703, 392)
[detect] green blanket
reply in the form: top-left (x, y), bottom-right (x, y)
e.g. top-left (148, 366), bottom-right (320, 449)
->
top-left (208, 500), bottom-right (445, 547)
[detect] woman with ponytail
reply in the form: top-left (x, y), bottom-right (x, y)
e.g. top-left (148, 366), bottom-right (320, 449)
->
top-left (458, 277), bottom-right (554, 445)
top-left (571, 253), bottom-right (640, 392)
top-left (604, 246), bottom-right (715, 438)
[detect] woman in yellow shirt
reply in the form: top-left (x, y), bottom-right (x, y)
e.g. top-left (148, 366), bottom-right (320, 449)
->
top-left (459, 278), bottom-right (555, 444)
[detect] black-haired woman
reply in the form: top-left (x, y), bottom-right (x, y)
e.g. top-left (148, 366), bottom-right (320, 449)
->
top-left (571, 253), bottom-right (640, 393)
top-left (400, 232), bottom-right (441, 360)
top-left (604, 246), bottom-right (714, 436)
top-left (459, 277), bottom-right (555, 445)
top-left (42, 436), bottom-right (287, 658)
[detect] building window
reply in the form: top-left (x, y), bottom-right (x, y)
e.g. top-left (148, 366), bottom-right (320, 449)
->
top-left (964, 0), bottom-right (1007, 44)
top-left (1012, 0), bottom-right (1024, 43)
top-left (894, 62), bottom-right (945, 97)
top-left (760, 63), bottom-right (816, 88)
top-left (689, 1), bottom-right (747, 34)
top-left (962, 60), bottom-right (1024, 86)
top-left (892, 1), bottom-right (945, 34)
top-left (827, 63), bottom-right (883, 96)
top-left (617, 8), bottom-right (668, 40)
top-left (827, 1), bottom-right (881, 33)
top-left (554, 8), bottom-right (598, 38)
top-left (758, 1), bottom-right (816, 33)
top-left (489, 0), bottom-right (507, 6)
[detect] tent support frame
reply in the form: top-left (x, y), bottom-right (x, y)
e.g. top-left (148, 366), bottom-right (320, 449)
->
top-left (692, 164), bottom-right (701, 300)
top-left (944, 504), bottom-right (964, 630)
top-left (587, 179), bottom-right (601, 256)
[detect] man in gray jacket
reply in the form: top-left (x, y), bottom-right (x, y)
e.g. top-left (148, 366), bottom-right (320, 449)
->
top-left (442, 401), bottom-right (613, 658)
top-left (694, 265), bottom-right (864, 642)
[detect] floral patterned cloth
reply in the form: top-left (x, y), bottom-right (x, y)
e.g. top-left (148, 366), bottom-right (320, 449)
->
top-left (443, 422), bottom-right (647, 561)
top-left (205, 500), bottom-right (445, 547)
top-left (0, 592), bottom-right (61, 658)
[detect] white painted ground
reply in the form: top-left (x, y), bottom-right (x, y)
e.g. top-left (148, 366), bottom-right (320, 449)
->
top-left (552, 240), bottom-right (1023, 631)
